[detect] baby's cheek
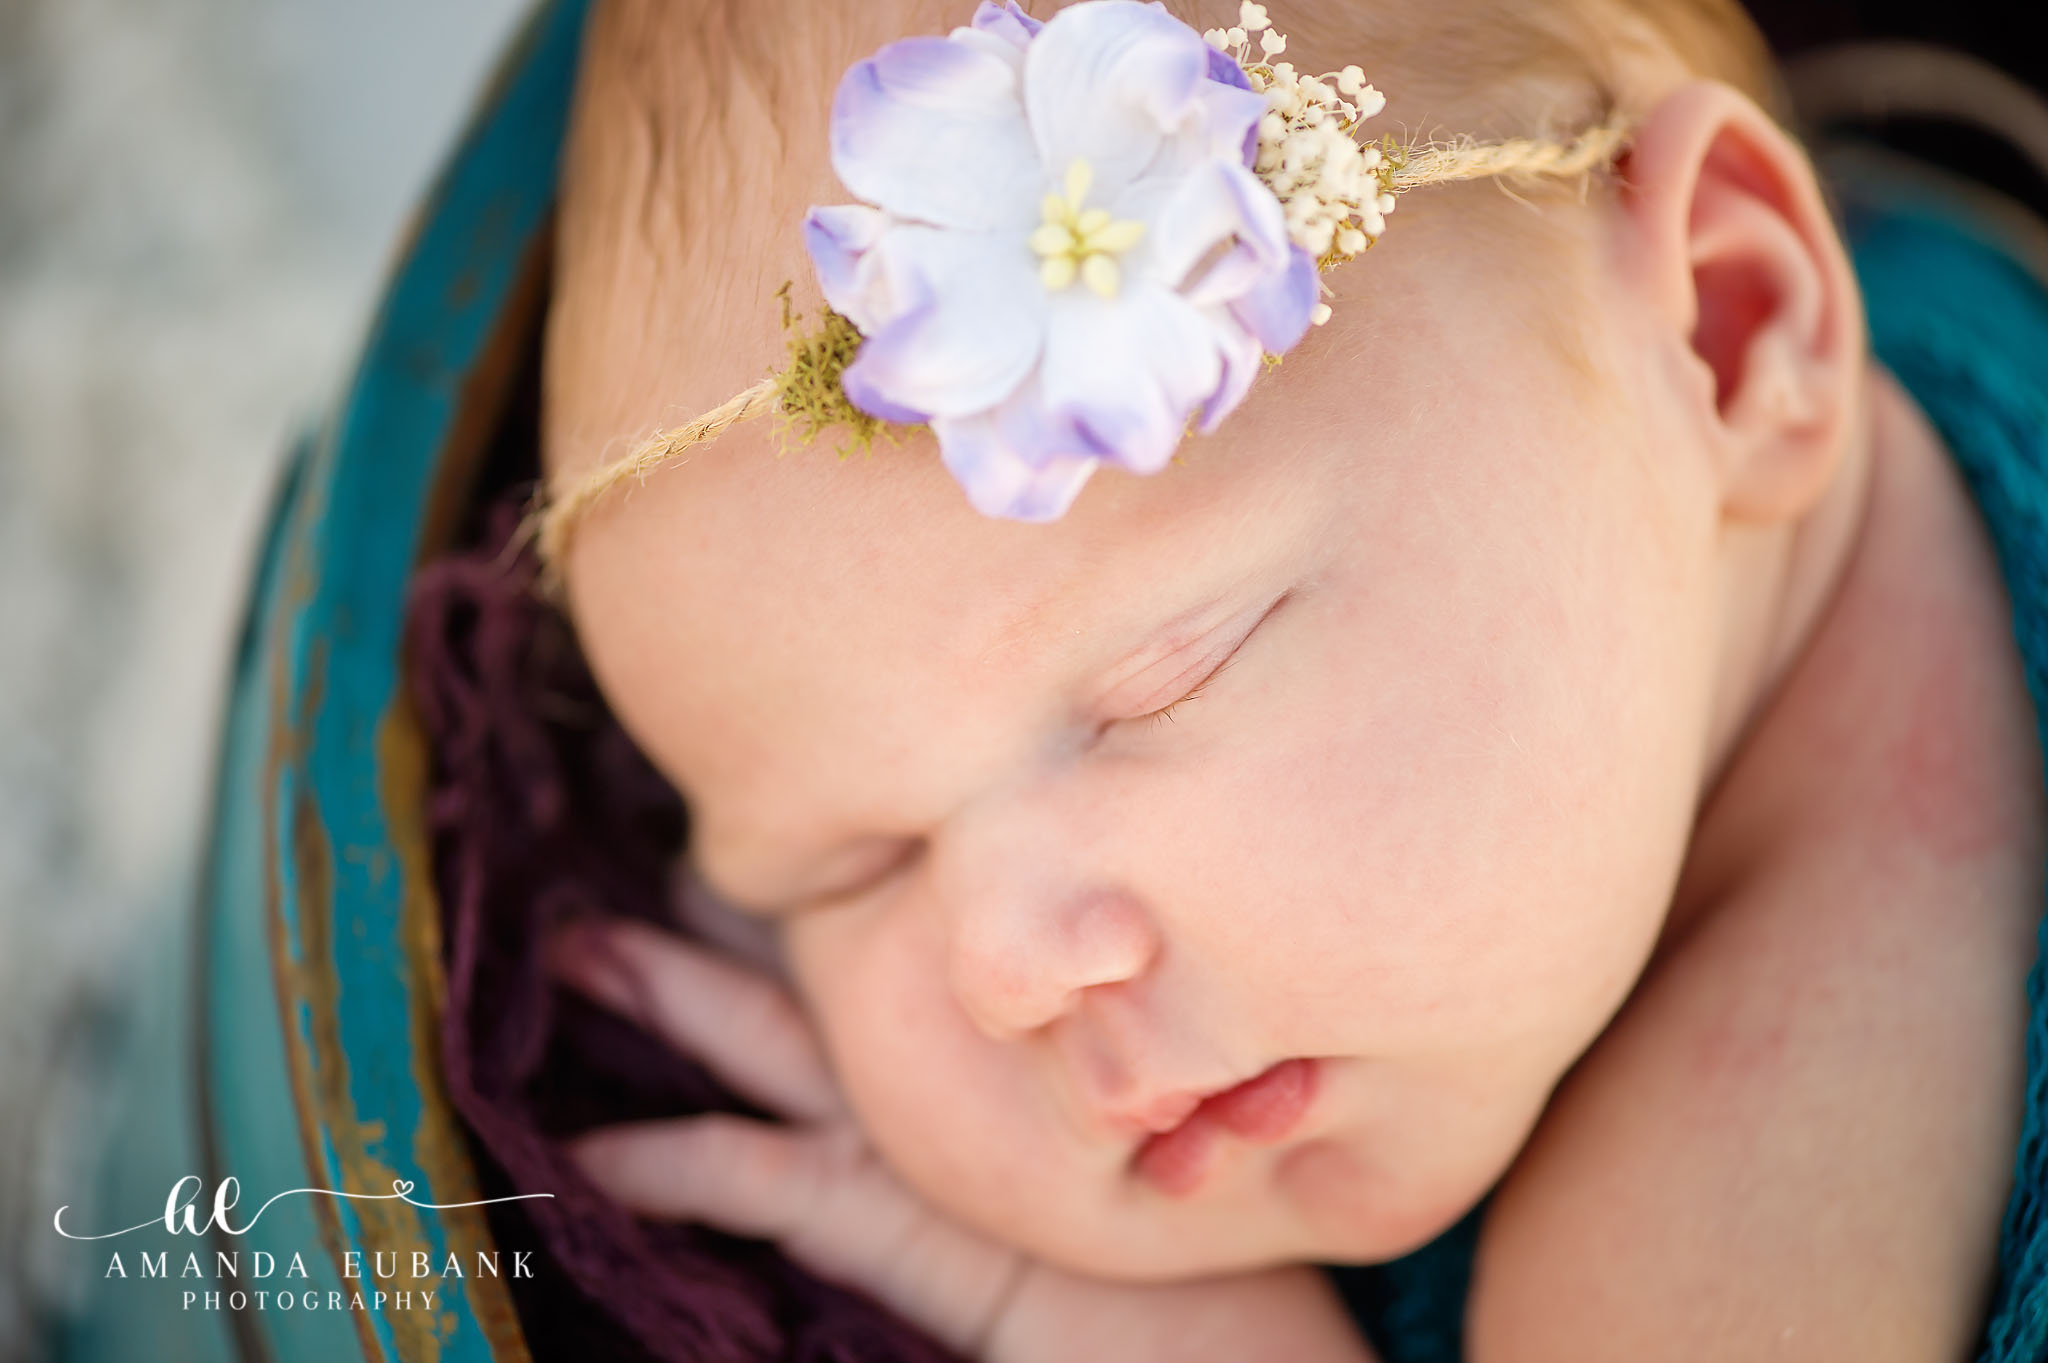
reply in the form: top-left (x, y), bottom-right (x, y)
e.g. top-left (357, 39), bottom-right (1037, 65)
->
top-left (781, 908), bottom-right (930, 1119)
top-left (781, 901), bottom-right (1092, 1237)
top-left (1216, 665), bottom-right (1674, 1063)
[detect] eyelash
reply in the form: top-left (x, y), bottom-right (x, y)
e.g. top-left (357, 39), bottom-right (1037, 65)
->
top-left (1139, 654), bottom-right (1238, 728)
top-left (1127, 588), bottom-right (1293, 734)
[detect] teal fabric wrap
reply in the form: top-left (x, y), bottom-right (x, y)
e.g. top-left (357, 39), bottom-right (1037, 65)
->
top-left (1324, 180), bottom-right (2048, 1363)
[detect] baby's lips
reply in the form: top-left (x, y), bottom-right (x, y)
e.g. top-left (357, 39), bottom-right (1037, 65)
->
top-left (1129, 1059), bottom-right (1322, 1197)
top-left (1202, 1057), bottom-right (1319, 1142)
top-left (1132, 1112), bottom-right (1221, 1196)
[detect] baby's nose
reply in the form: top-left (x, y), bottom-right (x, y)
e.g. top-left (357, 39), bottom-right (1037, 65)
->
top-left (942, 882), bottom-right (1162, 1040)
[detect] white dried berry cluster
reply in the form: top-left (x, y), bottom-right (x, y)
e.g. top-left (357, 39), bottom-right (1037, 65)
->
top-left (1203, 2), bottom-right (1400, 323)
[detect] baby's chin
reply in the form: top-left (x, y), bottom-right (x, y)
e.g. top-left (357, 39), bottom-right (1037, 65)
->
top-left (903, 1119), bottom-right (1504, 1284)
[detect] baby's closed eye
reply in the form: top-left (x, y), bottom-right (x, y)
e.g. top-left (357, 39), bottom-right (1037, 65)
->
top-left (1137, 654), bottom-right (1237, 729)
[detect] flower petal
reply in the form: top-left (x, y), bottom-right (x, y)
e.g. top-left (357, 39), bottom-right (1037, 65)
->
top-left (1195, 308), bottom-right (1264, 432)
top-left (932, 388), bottom-right (1104, 522)
top-left (1023, 1), bottom-right (1213, 197)
top-left (1226, 243), bottom-right (1319, 355)
top-left (803, 205), bottom-right (894, 333)
top-left (969, 1), bottom-right (1042, 46)
top-left (952, 2), bottom-right (1041, 73)
top-left (949, 28), bottom-right (1023, 73)
top-left (1039, 281), bottom-right (1225, 475)
top-left (1205, 44), bottom-right (1252, 93)
top-left (831, 36), bottom-right (1043, 229)
top-left (839, 227), bottom-right (1047, 421)
top-left (1138, 158), bottom-right (1288, 297)
top-left (1195, 70), bottom-right (1267, 168)
top-left (1135, 75), bottom-right (1266, 186)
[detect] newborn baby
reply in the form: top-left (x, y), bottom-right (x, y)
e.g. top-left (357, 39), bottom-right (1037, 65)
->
top-left (536, 0), bottom-right (2046, 1357)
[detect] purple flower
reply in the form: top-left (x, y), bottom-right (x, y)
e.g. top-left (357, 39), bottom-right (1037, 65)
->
top-left (804, 0), bottom-right (1318, 521)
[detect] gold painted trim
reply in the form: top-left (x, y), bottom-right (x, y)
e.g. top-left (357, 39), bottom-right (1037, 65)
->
top-left (261, 467), bottom-right (390, 1363)
top-left (375, 211), bottom-right (560, 1363)
top-left (257, 185), bottom-right (556, 1363)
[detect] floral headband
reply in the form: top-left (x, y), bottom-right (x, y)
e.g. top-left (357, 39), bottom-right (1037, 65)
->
top-left (531, 0), bottom-right (1629, 579)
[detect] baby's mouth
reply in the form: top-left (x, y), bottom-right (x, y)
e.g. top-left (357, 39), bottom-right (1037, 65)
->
top-left (1130, 1058), bottom-right (1321, 1196)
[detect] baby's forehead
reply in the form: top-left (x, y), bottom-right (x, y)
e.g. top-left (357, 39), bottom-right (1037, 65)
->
top-left (560, 407), bottom-right (1337, 896)
top-left (589, 402), bottom-right (1326, 695)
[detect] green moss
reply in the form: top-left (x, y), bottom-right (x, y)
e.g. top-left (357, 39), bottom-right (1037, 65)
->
top-left (769, 282), bottom-right (920, 459)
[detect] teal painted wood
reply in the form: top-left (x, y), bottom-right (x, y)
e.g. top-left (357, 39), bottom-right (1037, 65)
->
top-left (192, 2), bottom-right (588, 1359)
top-left (204, 425), bottom-right (365, 1363)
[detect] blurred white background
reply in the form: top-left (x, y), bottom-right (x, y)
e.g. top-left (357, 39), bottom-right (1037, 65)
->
top-left (0, 0), bottom-right (531, 1352)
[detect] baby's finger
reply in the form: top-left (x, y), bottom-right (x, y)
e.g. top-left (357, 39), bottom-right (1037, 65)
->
top-left (572, 1117), bottom-right (1025, 1356)
top-left (550, 920), bottom-right (842, 1122)
top-left (571, 1113), bottom-right (832, 1239)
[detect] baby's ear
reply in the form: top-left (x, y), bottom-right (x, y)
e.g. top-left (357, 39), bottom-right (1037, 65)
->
top-left (1617, 80), bottom-right (1864, 524)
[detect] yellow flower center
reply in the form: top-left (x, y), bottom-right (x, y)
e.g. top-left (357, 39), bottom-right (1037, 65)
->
top-left (1028, 159), bottom-right (1146, 299)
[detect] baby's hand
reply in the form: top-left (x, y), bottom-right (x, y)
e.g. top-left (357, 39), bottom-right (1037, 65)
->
top-left (550, 920), bottom-right (1377, 1363)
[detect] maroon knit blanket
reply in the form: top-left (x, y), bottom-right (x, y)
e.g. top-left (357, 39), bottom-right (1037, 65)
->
top-left (403, 491), bottom-right (960, 1363)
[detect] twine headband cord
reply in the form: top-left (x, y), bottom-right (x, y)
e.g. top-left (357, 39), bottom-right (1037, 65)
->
top-left (526, 378), bottom-right (779, 583)
top-left (524, 121), bottom-right (1633, 587)
top-left (1385, 123), bottom-right (1634, 191)
top-left (523, 2), bottom-right (1640, 590)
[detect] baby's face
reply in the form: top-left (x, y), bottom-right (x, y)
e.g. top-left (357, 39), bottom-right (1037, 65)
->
top-left (562, 191), bottom-right (1733, 1277)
